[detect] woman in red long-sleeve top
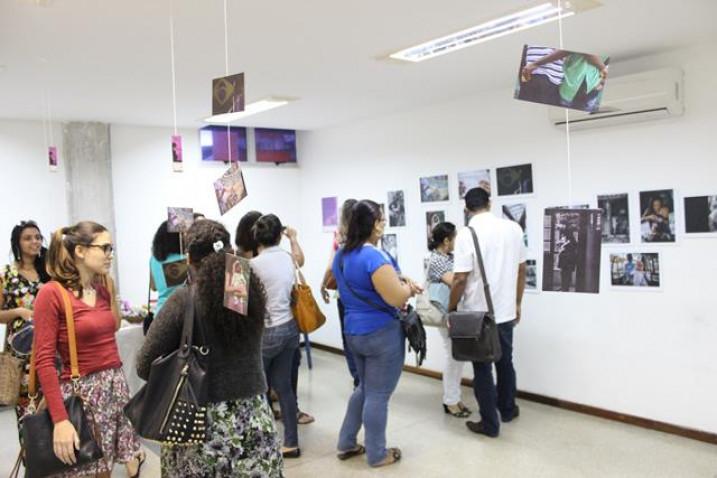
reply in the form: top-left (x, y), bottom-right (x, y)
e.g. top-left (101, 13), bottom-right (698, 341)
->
top-left (32, 221), bottom-right (144, 478)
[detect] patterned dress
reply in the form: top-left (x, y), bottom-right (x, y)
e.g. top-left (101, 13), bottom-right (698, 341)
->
top-left (0, 264), bottom-right (43, 428)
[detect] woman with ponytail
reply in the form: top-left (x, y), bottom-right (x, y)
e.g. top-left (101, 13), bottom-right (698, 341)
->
top-left (137, 219), bottom-right (282, 477)
top-left (33, 221), bottom-right (145, 477)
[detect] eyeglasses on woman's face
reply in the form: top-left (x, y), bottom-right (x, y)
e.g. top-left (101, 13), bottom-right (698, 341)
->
top-left (85, 243), bottom-right (114, 256)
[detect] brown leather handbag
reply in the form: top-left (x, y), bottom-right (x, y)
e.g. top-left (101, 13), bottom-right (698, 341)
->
top-left (291, 262), bottom-right (326, 334)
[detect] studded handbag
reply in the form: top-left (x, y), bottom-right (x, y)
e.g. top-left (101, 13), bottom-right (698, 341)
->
top-left (124, 286), bottom-right (210, 445)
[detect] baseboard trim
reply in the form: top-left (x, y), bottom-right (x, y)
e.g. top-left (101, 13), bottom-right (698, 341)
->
top-left (309, 341), bottom-right (717, 445)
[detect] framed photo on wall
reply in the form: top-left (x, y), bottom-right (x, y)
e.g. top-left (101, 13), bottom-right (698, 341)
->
top-left (639, 189), bottom-right (676, 243)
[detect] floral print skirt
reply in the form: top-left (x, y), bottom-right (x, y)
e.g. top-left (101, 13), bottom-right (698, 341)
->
top-left (161, 394), bottom-right (283, 478)
top-left (52, 367), bottom-right (142, 477)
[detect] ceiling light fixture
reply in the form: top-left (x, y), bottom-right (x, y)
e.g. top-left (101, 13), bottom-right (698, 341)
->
top-left (389, 1), bottom-right (598, 63)
top-left (204, 97), bottom-right (293, 124)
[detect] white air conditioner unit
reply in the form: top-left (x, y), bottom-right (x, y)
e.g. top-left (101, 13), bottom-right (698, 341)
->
top-left (548, 68), bottom-right (684, 130)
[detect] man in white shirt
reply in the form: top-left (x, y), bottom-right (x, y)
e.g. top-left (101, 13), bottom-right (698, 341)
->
top-left (448, 187), bottom-right (527, 438)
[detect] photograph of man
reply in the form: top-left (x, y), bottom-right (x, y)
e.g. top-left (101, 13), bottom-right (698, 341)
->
top-left (425, 211), bottom-right (446, 248)
top-left (557, 227), bottom-right (579, 292)
top-left (388, 190), bottom-right (406, 226)
top-left (448, 187), bottom-right (527, 438)
top-left (639, 189), bottom-right (676, 243)
top-left (598, 193), bottom-right (630, 243)
top-left (610, 253), bottom-right (660, 288)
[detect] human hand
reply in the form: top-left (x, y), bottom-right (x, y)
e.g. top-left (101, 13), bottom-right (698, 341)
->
top-left (53, 420), bottom-right (80, 465)
top-left (283, 227), bottom-right (298, 241)
top-left (15, 307), bottom-right (33, 321)
top-left (320, 287), bottom-right (330, 304)
top-left (521, 63), bottom-right (536, 82)
top-left (515, 303), bottom-right (522, 325)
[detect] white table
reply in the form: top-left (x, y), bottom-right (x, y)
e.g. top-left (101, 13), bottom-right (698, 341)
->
top-left (117, 323), bottom-right (145, 395)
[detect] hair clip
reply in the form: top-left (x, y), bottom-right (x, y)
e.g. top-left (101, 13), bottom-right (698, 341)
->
top-left (213, 240), bottom-right (224, 252)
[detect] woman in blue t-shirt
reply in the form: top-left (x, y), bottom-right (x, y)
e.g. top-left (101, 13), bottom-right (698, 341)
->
top-left (333, 200), bottom-right (421, 468)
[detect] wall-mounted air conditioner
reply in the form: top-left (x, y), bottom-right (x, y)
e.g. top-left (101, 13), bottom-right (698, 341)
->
top-left (548, 68), bottom-right (684, 130)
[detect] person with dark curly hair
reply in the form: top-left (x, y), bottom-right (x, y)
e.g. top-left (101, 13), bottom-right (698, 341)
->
top-left (137, 219), bottom-right (283, 476)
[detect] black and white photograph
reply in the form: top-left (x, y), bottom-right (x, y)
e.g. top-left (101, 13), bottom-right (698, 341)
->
top-left (381, 234), bottom-right (398, 263)
top-left (542, 208), bottom-right (602, 294)
top-left (425, 210), bottom-right (446, 248)
top-left (496, 163), bottom-right (533, 196)
top-left (458, 169), bottom-right (491, 198)
top-left (610, 253), bottom-right (661, 289)
top-left (684, 195), bottom-right (717, 234)
top-left (639, 189), bottom-right (676, 243)
top-left (598, 193), bottom-right (631, 243)
top-left (387, 190), bottom-right (406, 227)
top-left (525, 259), bottom-right (538, 291)
top-left (420, 174), bottom-right (450, 202)
top-left (502, 203), bottom-right (528, 247)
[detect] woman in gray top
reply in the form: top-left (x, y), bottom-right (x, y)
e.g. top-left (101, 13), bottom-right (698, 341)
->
top-left (136, 219), bottom-right (283, 477)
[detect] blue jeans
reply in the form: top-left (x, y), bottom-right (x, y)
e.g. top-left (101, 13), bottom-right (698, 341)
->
top-left (262, 320), bottom-right (300, 447)
top-left (472, 320), bottom-right (517, 436)
top-left (337, 299), bottom-right (360, 387)
top-left (337, 320), bottom-right (405, 466)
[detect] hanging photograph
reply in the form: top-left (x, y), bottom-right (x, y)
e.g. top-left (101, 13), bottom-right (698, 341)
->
top-left (514, 45), bottom-right (610, 113)
top-left (224, 254), bottom-right (251, 315)
top-left (639, 189), bottom-right (676, 243)
top-left (162, 259), bottom-right (189, 288)
top-left (542, 208), bottom-right (602, 293)
top-left (425, 211), bottom-right (446, 248)
top-left (212, 72), bottom-right (245, 115)
top-left (200, 125), bottom-right (248, 162)
top-left (610, 253), bottom-right (661, 289)
top-left (321, 196), bottom-right (338, 231)
top-left (502, 203), bottom-right (528, 247)
top-left (255, 128), bottom-right (297, 164)
top-left (496, 164), bottom-right (533, 196)
top-left (525, 259), bottom-right (538, 292)
top-left (684, 195), bottom-right (717, 234)
top-left (167, 207), bottom-right (194, 233)
top-left (214, 162), bottom-right (248, 215)
top-left (48, 146), bottom-right (58, 171)
top-left (382, 234), bottom-right (398, 263)
top-left (387, 190), bottom-right (406, 227)
top-left (171, 135), bottom-right (183, 172)
top-left (420, 175), bottom-right (450, 202)
top-left (597, 193), bottom-right (630, 243)
top-left (458, 169), bottom-right (491, 198)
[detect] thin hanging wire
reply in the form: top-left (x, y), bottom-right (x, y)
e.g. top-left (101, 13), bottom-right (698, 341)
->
top-left (47, 90), bottom-right (54, 146)
top-left (41, 88), bottom-right (49, 147)
top-left (223, 0), bottom-right (232, 163)
top-left (169, 0), bottom-right (178, 136)
top-left (557, 0), bottom-right (573, 206)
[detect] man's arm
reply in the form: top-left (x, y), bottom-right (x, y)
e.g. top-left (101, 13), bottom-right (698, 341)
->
top-left (448, 272), bottom-right (469, 312)
top-left (515, 262), bottom-right (526, 323)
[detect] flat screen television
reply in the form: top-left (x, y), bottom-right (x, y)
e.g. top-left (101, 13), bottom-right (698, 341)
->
top-left (199, 125), bottom-right (248, 162)
top-left (255, 128), bottom-right (297, 164)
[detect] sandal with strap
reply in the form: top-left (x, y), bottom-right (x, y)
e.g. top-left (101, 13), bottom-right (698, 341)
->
top-left (337, 445), bottom-right (366, 461)
top-left (372, 447), bottom-right (401, 468)
top-left (297, 411), bottom-right (315, 424)
top-left (128, 453), bottom-right (146, 478)
top-left (443, 404), bottom-right (471, 418)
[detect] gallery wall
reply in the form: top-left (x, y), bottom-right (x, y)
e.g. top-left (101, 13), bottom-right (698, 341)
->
top-left (295, 42), bottom-right (717, 434)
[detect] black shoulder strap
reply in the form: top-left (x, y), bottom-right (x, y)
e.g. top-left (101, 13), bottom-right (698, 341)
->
top-left (180, 286), bottom-right (207, 350)
top-left (337, 250), bottom-right (397, 317)
top-left (468, 226), bottom-right (495, 316)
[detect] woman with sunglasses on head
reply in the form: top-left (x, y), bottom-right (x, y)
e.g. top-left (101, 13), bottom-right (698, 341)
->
top-left (0, 221), bottom-right (50, 440)
top-left (32, 221), bottom-right (144, 477)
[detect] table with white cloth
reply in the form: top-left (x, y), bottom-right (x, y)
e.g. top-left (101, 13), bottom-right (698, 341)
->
top-left (117, 323), bottom-right (145, 395)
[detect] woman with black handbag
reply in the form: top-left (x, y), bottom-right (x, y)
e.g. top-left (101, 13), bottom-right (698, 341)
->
top-left (136, 219), bottom-right (283, 476)
top-left (32, 221), bottom-right (144, 477)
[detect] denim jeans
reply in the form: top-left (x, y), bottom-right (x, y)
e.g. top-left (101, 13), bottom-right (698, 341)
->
top-left (337, 319), bottom-right (405, 466)
top-left (262, 320), bottom-right (300, 447)
top-left (472, 320), bottom-right (517, 436)
top-left (337, 299), bottom-right (360, 387)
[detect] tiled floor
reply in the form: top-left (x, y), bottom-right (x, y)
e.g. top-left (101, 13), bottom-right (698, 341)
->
top-left (2, 350), bottom-right (716, 477)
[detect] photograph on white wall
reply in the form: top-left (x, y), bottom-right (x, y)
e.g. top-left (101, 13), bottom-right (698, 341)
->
top-left (48, 146), bottom-right (58, 171)
top-left (425, 211), bottom-right (446, 248)
top-left (387, 190), bottom-right (406, 227)
top-left (610, 252), bottom-right (660, 289)
top-left (502, 203), bottom-right (528, 247)
top-left (458, 169), bottom-right (491, 198)
top-left (525, 259), bottom-right (538, 291)
top-left (214, 162), bottom-right (248, 215)
top-left (382, 234), bottom-right (398, 263)
top-left (684, 195), bottom-right (717, 234)
top-left (639, 189), bottom-right (676, 243)
top-left (321, 196), bottom-right (338, 231)
top-left (542, 208), bottom-right (602, 293)
top-left (420, 175), bottom-right (450, 202)
top-left (496, 163), bottom-right (533, 196)
top-left (167, 207), bottom-right (194, 233)
top-left (597, 193), bottom-right (630, 243)
top-left (514, 45), bottom-right (609, 113)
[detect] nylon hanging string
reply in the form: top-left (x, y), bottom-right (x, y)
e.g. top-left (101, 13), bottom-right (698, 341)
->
top-left (169, 0), bottom-right (178, 136)
top-left (557, 0), bottom-right (573, 206)
top-left (223, 0), bottom-right (231, 163)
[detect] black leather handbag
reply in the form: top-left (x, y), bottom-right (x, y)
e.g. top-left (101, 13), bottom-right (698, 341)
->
top-left (14, 282), bottom-right (104, 478)
top-left (124, 286), bottom-right (210, 445)
top-left (447, 227), bottom-right (502, 363)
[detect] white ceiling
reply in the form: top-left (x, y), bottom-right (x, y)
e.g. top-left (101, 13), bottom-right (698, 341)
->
top-left (0, 0), bottom-right (715, 130)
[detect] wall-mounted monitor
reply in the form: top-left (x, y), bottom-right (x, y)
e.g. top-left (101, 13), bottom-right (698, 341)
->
top-left (255, 128), bottom-right (297, 164)
top-left (199, 125), bottom-right (248, 162)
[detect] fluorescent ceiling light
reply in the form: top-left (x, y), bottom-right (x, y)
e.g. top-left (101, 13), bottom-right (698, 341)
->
top-left (390, 2), bottom-right (581, 63)
top-left (204, 97), bottom-right (292, 124)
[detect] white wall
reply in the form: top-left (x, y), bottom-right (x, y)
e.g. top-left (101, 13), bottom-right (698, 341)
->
top-left (296, 43), bottom-right (717, 434)
top-left (110, 124), bottom-right (302, 306)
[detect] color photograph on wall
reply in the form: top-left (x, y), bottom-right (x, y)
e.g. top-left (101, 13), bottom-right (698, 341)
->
top-left (639, 189), bottom-right (676, 243)
top-left (502, 203), bottom-right (528, 247)
top-left (684, 195), bottom-right (717, 234)
top-left (542, 208), bottom-right (602, 293)
top-left (458, 169), bottom-right (491, 198)
top-left (167, 207), bottom-right (194, 233)
top-left (255, 128), bottom-right (297, 164)
top-left (212, 72), bottom-right (245, 115)
top-left (525, 259), bottom-right (538, 291)
top-left (214, 162), bottom-right (248, 215)
top-left (514, 45), bottom-right (609, 113)
top-left (321, 196), bottom-right (338, 231)
top-left (425, 210), bottom-right (446, 248)
top-left (597, 193), bottom-right (630, 243)
top-left (496, 163), bottom-right (533, 196)
top-left (610, 252), bottom-right (661, 289)
top-left (387, 190), bottom-right (406, 227)
top-left (420, 175), bottom-right (450, 202)
top-left (200, 125), bottom-right (248, 162)
top-left (382, 234), bottom-right (398, 263)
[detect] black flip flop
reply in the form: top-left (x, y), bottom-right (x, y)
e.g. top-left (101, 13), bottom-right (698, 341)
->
top-left (337, 445), bottom-right (366, 461)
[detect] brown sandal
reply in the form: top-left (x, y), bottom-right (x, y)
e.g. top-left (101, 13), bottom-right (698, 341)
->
top-left (372, 447), bottom-right (401, 467)
top-left (337, 445), bottom-right (366, 461)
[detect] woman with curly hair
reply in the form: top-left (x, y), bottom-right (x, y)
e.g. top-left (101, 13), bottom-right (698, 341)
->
top-left (137, 219), bottom-right (282, 477)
